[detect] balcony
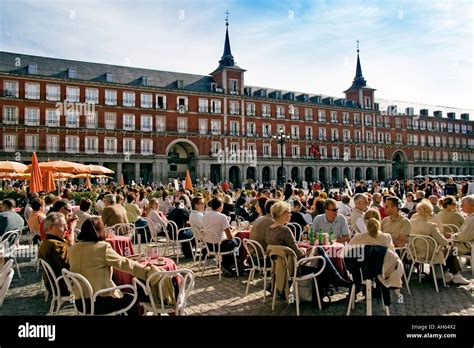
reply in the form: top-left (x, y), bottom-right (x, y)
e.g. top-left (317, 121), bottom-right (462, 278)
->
top-left (262, 113), bottom-right (271, 118)
top-left (3, 117), bottom-right (18, 125)
top-left (3, 90), bottom-right (19, 98)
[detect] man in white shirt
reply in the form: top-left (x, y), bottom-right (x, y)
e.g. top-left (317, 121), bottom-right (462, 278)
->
top-left (351, 193), bottom-right (368, 234)
top-left (202, 197), bottom-right (239, 275)
top-left (338, 194), bottom-right (352, 217)
top-left (189, 196), bottom-right (205, 235)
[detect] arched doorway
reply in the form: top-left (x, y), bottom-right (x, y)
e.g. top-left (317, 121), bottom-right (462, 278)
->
top-left (246, 167), bottom-right (256, 181)
top-left (229, 166), bottom-right (241, 189)
top-left (262, 166), bottom-right (271, 184)
top-left (355, 167), bottom-right (362, 181)
top-left (343, 167), bottom-right (351, 181)
top-left (319, 167), bottom-right (327, 184)
top-left (378, 167), bottom-right (386, 181)
top-left (331, 167), bottom-right (339, 186)
top-left (305, 167), bottom-right (314, 183)
top-left (366, 168), bottom-right (374, 181)
top-left (277, 167), bottom-right (286, 185)
top-left (392, 150), bottom-right (408, 180)
top-left (166, 140), bottom-right (198, 181)
top-left (291, 167), bottom-right (300, 183)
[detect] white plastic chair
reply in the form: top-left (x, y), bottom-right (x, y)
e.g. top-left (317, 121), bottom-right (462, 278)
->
top-left (394, 242), bottom-right (411, 296)
top-left (407, 234), bottom-right (450, 293)
top-left (199, 230), bottom-right (241, 281)
top-left (294, 256), bottom-right (326, 315)
top-left (0, 268), bottom-right (14, 308)
top-left (453, 239), bottom-right (474, 276)
top-left (112, 223), bottom-right (136, 240)
top-left (61, 269), bottom-right (138, 316)
top-left (134, 269), bottom-right (194, 316)
top-left (38, 259), bottom-right (71, 315)
top-left (243, 239), bottom-right (271, 302)
top-left (286, 223), bottom-right (303, 242)
top-left (0, 230), bottom-right (22, 278)
top-left (443, 224), bottom-right (459, 234)
top-left (267, 246), bottom-right (298, 311)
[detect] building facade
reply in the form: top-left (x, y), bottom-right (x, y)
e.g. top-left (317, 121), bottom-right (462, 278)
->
top-left (0, 23), bottom-right (473, 187)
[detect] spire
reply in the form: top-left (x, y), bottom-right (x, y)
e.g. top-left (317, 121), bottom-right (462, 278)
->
top-left (219, 10), bottom-right (235, 67)
top-left (351, 39), bottom-right (367, 89)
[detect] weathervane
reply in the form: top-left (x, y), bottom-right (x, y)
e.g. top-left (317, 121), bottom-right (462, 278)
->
top-left (225, 10), bottom-right (230, 26)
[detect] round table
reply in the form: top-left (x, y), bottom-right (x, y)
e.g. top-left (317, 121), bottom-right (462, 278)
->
top-left (113, 256), bottom-right (177, 286)
top-left (106, 236), bottom-right (135, 257)
top-left (298, 241), bottom-right (347, 277)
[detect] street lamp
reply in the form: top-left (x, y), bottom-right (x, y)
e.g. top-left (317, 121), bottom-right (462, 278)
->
top-left (273, 127), bottom-right (290, 186)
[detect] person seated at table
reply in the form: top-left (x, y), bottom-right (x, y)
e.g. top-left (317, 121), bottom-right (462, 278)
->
top-left (68, 216), bottom-right (163, 315)
top-left (410, 199), bottom-right (444, 232)
top-left (44, 194), bottom-right (57, 215)
top-left (350, 193), bottom-right (369, 234)
top-left (234, 197), bottom-right (258, 223)
top-left (349, 211), bottom-right (394, 250)
top-left (73, 198), bottom-right (92, 231)
top-left (94, 193), bottom-right (107, 215)
top-left (124, 194), bottom-right (141, 223)
top-left (312, 199), bottom-right (350, 244)
top-left (147, 198), bottom-right (168, 235)
top-left (27, 197), bottom-right (46, 245)
top-left (289, 200), bottom-right (309, 239)
top-left (266, 201), bottom-right (351, 290)
top-left (201, 197), bottom-right (240, 276)
top-left (101, 194), bottom-right (128, 227)
top-left (0, 199), bottom-right (25, 237)
top-left (381, 197), bottom-right (411, 248)
top-left (250, 198), bottom-right (276, 253)
top-left (167, 201), bottom-right (193, 258)
top-left (222, 195), bottom-right (235, 222)
top-left (452, 195), bottom-right (474, 259)
top-left (24, 192), bottom-right (39, 223)
top-left (338, 194), bottom-right (352, 218)
top-left (410, 200), bottom-right (469, 285)
top-left (189, 196), bottom-right (205, 235)
top-left (438, 196), bottom-right (464, 230)
top-left (38, 212), bottom-right (71, 296)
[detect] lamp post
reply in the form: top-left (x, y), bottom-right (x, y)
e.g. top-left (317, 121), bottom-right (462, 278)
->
top-left (273, 128), bottom-right (290, 186)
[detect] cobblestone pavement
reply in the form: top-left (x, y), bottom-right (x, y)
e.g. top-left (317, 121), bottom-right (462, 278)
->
top-left (2, 254), bottom-right (474, 316)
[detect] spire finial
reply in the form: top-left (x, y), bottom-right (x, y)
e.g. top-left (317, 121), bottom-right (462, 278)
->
top-left (225, 10), bottom-right (230, 27)
top-left (356, 39), bottom-right (360, 53)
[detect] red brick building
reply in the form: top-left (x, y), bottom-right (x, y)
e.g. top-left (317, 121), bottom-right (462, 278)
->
top-left (1, 23), bottom-right (473, 187)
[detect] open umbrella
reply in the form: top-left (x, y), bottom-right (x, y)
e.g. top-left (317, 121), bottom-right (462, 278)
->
top-left (27, 160), bottom-right (91, 174)
top-left (185, 169), bottom-right (193, 190)
top-left (0, 161), bottom-right (28, 173)
top-left (29, 152), bottom-right (43, 193)
top-left (43, 170), bottom-right (56, 193)
top-left (87, 164), bottom-right (115, 175)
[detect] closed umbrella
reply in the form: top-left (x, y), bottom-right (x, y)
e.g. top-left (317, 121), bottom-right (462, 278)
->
top-left (119, 174), bottom-right (125, 186)
top-left (43, 170), bottom-right (56, 193)
top-left (185, 169), bottom-right (193, 190)
top-left (30, 152), bottom-right (43, 193)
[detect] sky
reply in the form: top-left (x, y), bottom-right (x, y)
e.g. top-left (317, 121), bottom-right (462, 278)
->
top-left (0, 0), bottom-right (472, 112)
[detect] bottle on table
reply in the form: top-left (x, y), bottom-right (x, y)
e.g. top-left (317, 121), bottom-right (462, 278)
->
top-left (318, 227), bottom-right (323, 246)
top-left (308, 226), bottom-right (314, 245)
top-left (329, 227), bottom-right (334, 245)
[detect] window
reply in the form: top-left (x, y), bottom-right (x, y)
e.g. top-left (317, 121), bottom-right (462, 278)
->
top-left (277, 143), bottom-right (286, 158)
top-left (406, 118), bottom-right (412, 129)
top-left (276, 106), bottom-right (285, 118)
top-left (366, 131), bottom-right (373, 143)
top-left (263, 124), bottom-right (271, 137)
top-left (105, 90), bottom-right (117, 105)
top-left (419, 120), bottom-right (426, 131)
top-left (332, 146), bottom-right (339, 160)
top-left (354, 113), bottom-right (360, 125)
top-left (454, 124), bottom-right (460, 133)
top-left (355, 148), bottom-right (362, 160)
top-left (25, 83), bottom-right (40, 100)
top-left (413, 135), bottom-right (418, 146)
top-left (413, 151), bottom-right (419, 160)
top-left (331, 111), bottom-right (338, 123)
top-left (4, 81), bottom-right (19, 98)
top-left (343, 112), bottom-right (349, 124)
top-left (378, 149), bottom-right (385, 159)
top-left (86, 112), bottom-right (97, 128)
top-left (66, 111), bottom-right (79, 128)
top-left (344, 147), bottom-right (351, 161)
top-left (199, 119), bottom-right (208, 135)
top-left (365, 114), bottom-right (372, 126)
top-left (123, 138), bottom-right (135, 154)
top-left (428, 136), bottom-right (434, 146)
top-left (85, 88), bottom-right (99, 104)
top-left (46, 85), bottom-right (60, 101)
top-left (420, 135), bottom-right (426, 146)
top-left (247, 143), bottom-right (256, 154)
top-left (3, 106), bottom-right (18, 124)
top-left (318, 128), bottom-right (326, 141)
top-left (123, 92), bottom-right (136, 107)
top-left (140, 93), bottom-right (153, 108)
top-left (355, 130), bottom-right (361, 142)
top-left (123, 114), bottom-right (135, 130)
top-left (331, 129), bottom-right (338, 141)
top-left (105, 113), bottom-right (116, 130)
top-left (263, 144), bottom-right (271, 157)
top-left (210, 99), bottom-right (221, 113)
top-left (378, 132), bottom-right (384, 143)
top-left (199, 99), bottom-right (208, 113)
top-left (66, 136), bottom-right (79, 153)
top-left (156, 95), bottom-right (167, 110)
top-left (305, 126), bottom-right (313, 140)
top-left (319, 146), bottom-right (327, 159)
top-left (343, 129), bottom-right (350, 142)
top-left (104, 138), bottom-right (117, 154)
top-left (292, 145), bottom-right (300, 158)
top-left (247, 122), bottom-right (256, 136)
top-left (427, 121), bottom-right (433, 131)
top-left (25, 134), bottom-right (38, 151)
top-left (229, 79), bottom-right (238, 93)
top-left (435, 136), bottom-right (441, 147)
top-left (366, 148), bottom-right (373, 160)
top-left (177, 97), bottom-right (188, 112)
top-left (262, 104), bottom-right (271, 117)
top-left (291, 125), bottom-right (299, 139)
top-left (156, 116), bottom-right (166, 132)
top-left (211, 142), bottom-right (221, 154)
top-left (178, 117), bottom-right (188, 133)
top-left (141, 139), bottom-right (153, 155)
top-left (290, 106), bottom-right (299, 120)
top-left (305, 108), bottom-right (313, 121)
top-left (4, 134), bottom-right (17, 152)
top-left (211, 120), bottom-right (221, 135)
top-left (318, 110), bottom-right (326, 123)
top-left (385, 133), bottom-right (391, 143)
top-left (66, 86), bottom-right (80, 102)
top-left (230, 121), bottom-right (239, 136)
top-left (85, 137), bottom-right (98, 154)
top-left (25, 108), bottom-right (40, 125)
top-left (229, 101), bottom-right (239, 115)
top-left (46, 136), bottom-right (59, 153)
top-left (141, 115), bottom-right (152, 131)
top-left (246, 103), bottom-right (256, 116)
top-left (384, 117), bottom-right (391, 128)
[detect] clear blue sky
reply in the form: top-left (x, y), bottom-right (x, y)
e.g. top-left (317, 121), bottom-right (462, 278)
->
top-left (0, 0), bottom-right (472, 110)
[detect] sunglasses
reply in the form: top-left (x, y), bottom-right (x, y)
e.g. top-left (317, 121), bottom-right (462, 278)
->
top-left (326, 208), bottom-right (339, 212)
top-left (63, 207), bottom-right (72, 212)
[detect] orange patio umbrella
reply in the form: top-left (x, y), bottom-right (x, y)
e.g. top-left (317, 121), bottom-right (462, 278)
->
top-left (0, 161), bottom-right (28, 173)
top-left (119, 174), bottom-right (125, 186)
top-left (28, 160), bottom-right (91, 174)
top-left (185, 169), bottom-right (193, 191)
top-left (29, 152), bottom-right (43, 193)
top-left (87, 164), bottom-right (115, 175)
top-left (43, 170), bottom-right (56, 193)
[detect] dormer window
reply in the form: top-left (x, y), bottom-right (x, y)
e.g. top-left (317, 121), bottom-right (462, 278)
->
top-left (105, 73), bottom-right (114, 83)
top-left (27, 64), bottom-right (37, 74)
top-left (67, 68), bottom-right (77, 79)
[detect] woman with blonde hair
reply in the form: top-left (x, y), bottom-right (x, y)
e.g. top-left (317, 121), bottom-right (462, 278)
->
top-left (349, 214), bottom-right (394, 250)
top-left (438, 196), bottom-right (464, 229)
